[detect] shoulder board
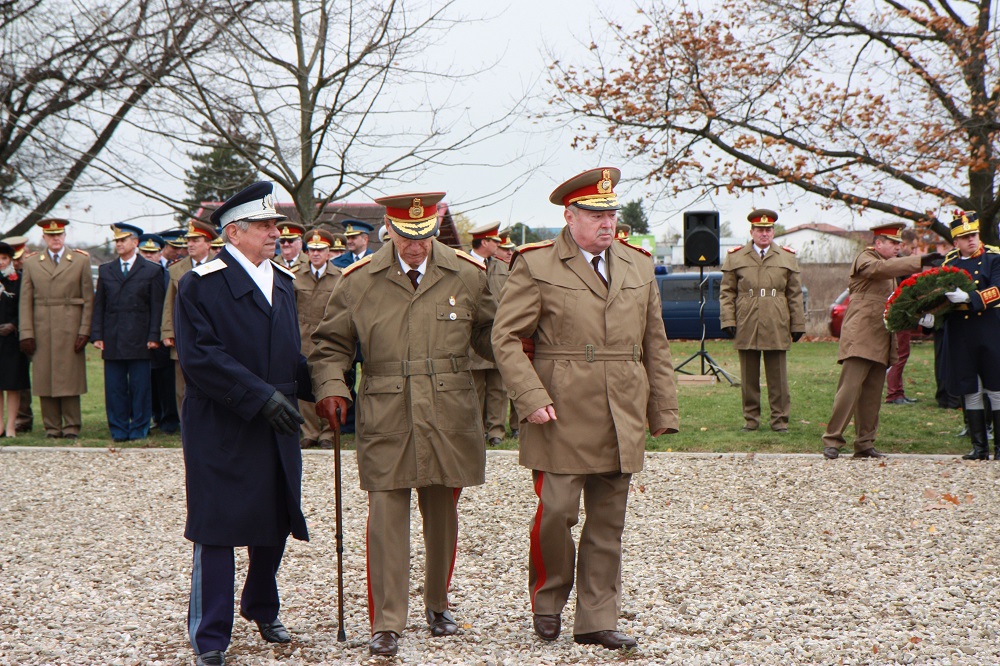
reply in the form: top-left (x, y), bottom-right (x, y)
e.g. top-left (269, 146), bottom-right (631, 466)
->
top-left (782, 246), bottom-right (796, 254)
top-left (615, 238), bottom-right (651, 256)
top-left (167, 258), bottom-right (182, 267)
top-left (728, 246), bottom-right (741, 254)
top-left (517, 239), bottom-right (555, 254)
top-left (24, 250), bottom-right (37, 258)
top-left (455, 248), bottom-right (487, 270)
top-left (341, 254), bottom-right (374, 277)
top-left (944, 248), bottom-right (960, 259)
top-left (985, 244), bottom-right (1000, 255)
top-left (270, 259), bottom-right (296, 279)
top-left (289, 264), bottom-right (303, 273)
top-left (192, 258), bottom-right (227, 277)
top-left (72, 248), bottom-right (89, 256)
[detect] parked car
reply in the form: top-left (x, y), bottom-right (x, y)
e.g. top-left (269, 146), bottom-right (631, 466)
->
top-left (829, 288), bottom-right (850, 337)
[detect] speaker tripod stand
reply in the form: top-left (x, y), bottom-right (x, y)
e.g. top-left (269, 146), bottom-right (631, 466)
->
top-left (674, 266), bottom-right (739, 385)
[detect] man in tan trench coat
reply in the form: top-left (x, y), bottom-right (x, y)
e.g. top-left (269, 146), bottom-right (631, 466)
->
top-left (720, 208), bottom-right (805, 433)
top-left (292, 229), bottom-right (341, 449)
top-left (492, 167), bottom-right (678, 650)
top-left (309, 191), bottom-right (495, 658)
top-left (18, 218), bottom-right (94, 438)
top-left (822, 222), bottom-right (933, 459)
top-left (161, 220), bottom-right (218, 418)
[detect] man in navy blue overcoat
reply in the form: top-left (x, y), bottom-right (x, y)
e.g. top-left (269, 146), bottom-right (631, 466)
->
top-left (175, 182), bottom-right (311, 666)
top-left (91, 223), bottom-right (166, 441)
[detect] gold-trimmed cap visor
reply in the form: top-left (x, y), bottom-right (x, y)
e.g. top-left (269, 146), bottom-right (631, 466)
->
top-left (950, 210), bottom-right (980, 239)
top-left (376, 192), bottom-right (445, 240)
top-left (549, 167), bottom-right (622, 211)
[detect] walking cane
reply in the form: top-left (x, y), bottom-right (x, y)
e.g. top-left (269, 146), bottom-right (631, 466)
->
top-left (334, 406), bottom-right (346, 642)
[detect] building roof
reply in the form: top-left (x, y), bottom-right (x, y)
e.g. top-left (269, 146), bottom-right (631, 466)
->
top-left (777, 223), bottom-right (869, 243)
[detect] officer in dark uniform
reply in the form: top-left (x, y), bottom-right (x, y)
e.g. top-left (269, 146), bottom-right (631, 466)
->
top-left (91, 223), bottom-right (166, 441)
top-left (331, 220), bottom-right (375, 268)
top-left (940, 210), bottom-right (1000, 460)
top-left (176, 182), bottom-right (311, 666)
top-left (139, 233), bottom-right (179, 434)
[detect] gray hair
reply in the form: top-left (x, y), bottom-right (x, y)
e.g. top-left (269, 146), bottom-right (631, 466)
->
top-left (224, 220), bottom-right (250, 245)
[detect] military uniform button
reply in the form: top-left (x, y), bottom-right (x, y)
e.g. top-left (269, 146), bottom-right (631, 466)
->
top-left (449, 312), bottom-right (456, 320)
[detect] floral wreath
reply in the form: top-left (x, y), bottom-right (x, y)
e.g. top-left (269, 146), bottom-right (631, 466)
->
top-left (883, 266), bottom-right (975, 333)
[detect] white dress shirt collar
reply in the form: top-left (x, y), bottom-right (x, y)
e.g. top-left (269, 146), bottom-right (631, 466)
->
top-left (227, 245), bottom-right (274, 305)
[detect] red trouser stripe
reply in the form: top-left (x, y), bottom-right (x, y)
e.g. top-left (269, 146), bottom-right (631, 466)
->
top-left (529, 471), bottom-right (547, 611)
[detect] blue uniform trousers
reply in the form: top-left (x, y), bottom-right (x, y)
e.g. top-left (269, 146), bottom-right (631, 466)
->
top-left (188, 541), bottom-right (286, 654)
top-left (150, 363), bottom-right (179, 433)
top-left (103, 359), bottom-right (152, 440)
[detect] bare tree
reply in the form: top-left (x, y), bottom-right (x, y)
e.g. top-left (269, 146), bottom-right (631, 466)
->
top-left (548, 0), bottom-right (1000, 244)
top-left (147, 0), bottom-right (524, 227)
top-left (0, 0), bottom-right (245, 237)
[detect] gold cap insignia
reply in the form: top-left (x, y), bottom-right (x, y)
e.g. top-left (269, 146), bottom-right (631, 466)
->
top-left (760, 215), bottom-right (770, 225)
top-left (48, 221), bottom-right (59, 231)
top-left (188, 221), bottom-right (195, 234)
top-left (409, 198), bottom-right (423, 219)
top-left (597, 169), bottom-right (612, 194)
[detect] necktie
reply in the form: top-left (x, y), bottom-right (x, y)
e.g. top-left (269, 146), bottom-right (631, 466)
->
top-left (122, 261), bottom-right (129, 275)
top-left (314, 268), bottom-right (320, 280)
top-left (406, 269), bottom-right (420, 290)
top-left (355, 254), bottom-right (362, 264)
top-left (52, 253), bottom-right (59, 266)
top-left (591, 256), bottom-right (608, 288)
top-left (760, 249), bottom-right (766, 260)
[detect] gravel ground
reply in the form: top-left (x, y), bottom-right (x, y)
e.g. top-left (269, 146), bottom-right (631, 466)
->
top-left (2, 448), bottom-right (999, 665)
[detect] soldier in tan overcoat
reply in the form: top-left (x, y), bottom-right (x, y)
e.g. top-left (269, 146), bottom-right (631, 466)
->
top-left (720, 208), bottom-right (805, 432)
top-left (492, 168), bottom-right (678, 651)
top-left (309, 191), bottom-right (495, 658)
top-left (18, 219), bottom-right (94, 438)
top-left (161, 220), bottom-right (218, 418)
top-left (489, 232), bottom-right (518, 433)
top-left (822, 222), bottom-right (934, 459)
top-left (467, 220), bottom-right (507, 445)
top-left (292, 228), bottom-right (341, 449)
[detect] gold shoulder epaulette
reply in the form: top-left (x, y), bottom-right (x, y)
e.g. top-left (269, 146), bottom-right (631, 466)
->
top-left (782, 246), bottom-right (796, 254)
top-left (615, 237), bottom-right (651, 257)
top-left (985, 244), bottom-right (1000, 255)
top-left (454, 248), bottom-right (486, 270)
top-left (270, 259), bottom-right (296, 280)
top-left (728, 246), bottom-right (741, 254)
top-left (341, 254), bottom-right (374, 277)
top-left (517, 239), bottom-right (555, 253)
top-left (72, 248), bottom-right (89, 256)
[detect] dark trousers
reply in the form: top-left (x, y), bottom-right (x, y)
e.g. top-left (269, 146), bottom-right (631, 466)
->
top-left (103, 359), bottom-right (152, 440)
top-left (934, 328), bottom-right (961, 408)
top-left (150, 364), bottom-right (179, 433)
top-left (188, 541), bottom-right (286, 654)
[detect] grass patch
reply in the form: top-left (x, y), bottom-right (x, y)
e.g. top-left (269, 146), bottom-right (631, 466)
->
top-left (2, 341), bottom-right (967, 455)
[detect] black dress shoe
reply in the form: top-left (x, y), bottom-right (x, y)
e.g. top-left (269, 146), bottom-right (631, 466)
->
top-left (45, 433), bottom-right (61, 439)
top-left (241, 611), bottom-right (291, 643)
top-left (771, 426), bottom-right (788, 433)
top-left (886, 398), bottom-right (911, 405)
top-left (319, 439), bottom-right (334, 450)
top-left (299, 438), bottom-right (317, 449)
top-left (740, 425), bottom-right (758, 432)
top-left (510, 429), bottom-right (519, 438)
top-left (369, 631), bottom-right (399, 656)
top-left (426, 609), bottom-right (458, 636)
top-left (533, 613), bottom-right (560, 641)
top-left (196, 650), bottom-right (225, 666)
top-left (903, 396), bottom-right (918, 404)
top-left (63, 433), bottom-right (79, 439)
top-left (488, 437), bottom-right (503, 447)
top-left (823, 447), bottom-right (840, 460)
top-left (574, 630), bottom-right (638, 650)
top-left (853, 448), bottom-right (887, 459)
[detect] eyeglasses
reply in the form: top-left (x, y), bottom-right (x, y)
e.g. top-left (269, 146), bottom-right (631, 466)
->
top-left (279, 239), bottom-right (297, 245)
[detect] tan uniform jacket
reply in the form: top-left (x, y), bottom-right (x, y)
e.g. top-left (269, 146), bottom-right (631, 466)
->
top-left (719, 242), bottom-right (805, 350)
top-left (491, 229), bottom-right (679, 475)
top-left (18, 249), bottom-right (94, 396)
top-left (308, 240), bottom-right (496, 491)
top-left (292, 263), bottom-right (341, 356)
top-left (487, 255), bottom-right (511, 303)
top-left (468, 252), bottom-right (496, 371)
top-left (161, 256), bottom-right (197, 360)
top-left (837, 248), bottom-right (922, 366)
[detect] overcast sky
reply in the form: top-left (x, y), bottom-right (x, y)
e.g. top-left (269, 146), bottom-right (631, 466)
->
top-left (37, 0), bottom-right (863, 248)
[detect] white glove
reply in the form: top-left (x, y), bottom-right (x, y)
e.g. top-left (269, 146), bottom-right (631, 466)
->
top-left (945, 288), bottom-right (971, 304)
top-left (918, 313), bottom-right (935, 327)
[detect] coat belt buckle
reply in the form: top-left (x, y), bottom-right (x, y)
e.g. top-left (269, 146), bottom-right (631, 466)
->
top-left (760, 288), bottom-right (766, 297)
top-left (585, 344), bottom-right (595, 362)
top-left (632, 345), bottom-right (640, 361)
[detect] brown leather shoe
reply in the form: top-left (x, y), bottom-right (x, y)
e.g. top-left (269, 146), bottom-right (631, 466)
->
top-left (426, 609), bottom-right (458, 637)
top-left (823, 447), bottom-right (840, 460)
top-left (574, 630), bottom-right (638, 650)
top-left (740, 425), bottom-right (758, 432)
top-left (532, 613), bottom-right (560, 641)
top-left (299, 438), bottom-right (317, 450)
top-left (369, 631), bottom-right (399, 656)
top-left (853, 448), bottom-right (887, 459)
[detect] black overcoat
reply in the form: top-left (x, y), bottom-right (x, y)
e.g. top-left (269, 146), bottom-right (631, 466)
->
top-left (942, 247), bottom-right (1000, 394)
top-left (175, 247), bottom-right (310, 546)
top-left (91, 256), bottom-right (165, 360)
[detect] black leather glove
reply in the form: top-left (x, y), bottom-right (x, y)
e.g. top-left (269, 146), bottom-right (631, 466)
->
top-left (20, 337), bottom-right (36, 356)
top-left (723, 326), bottom-right (736, 338)
top-left (921, 252), bottom-right (944, 267)
top-left (792, 332), bottom-right (803, 342)
top-left (260, 390), bottom-right (305, 436)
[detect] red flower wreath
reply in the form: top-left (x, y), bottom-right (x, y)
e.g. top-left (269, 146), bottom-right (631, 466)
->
top-left (883, 266), bottom-right (976, 333)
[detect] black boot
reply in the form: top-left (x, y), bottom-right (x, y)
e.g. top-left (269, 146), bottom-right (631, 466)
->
top-left (962, 410), bottom-right (989, 460)
top-left (993, 412), bottom-right (1000, 460)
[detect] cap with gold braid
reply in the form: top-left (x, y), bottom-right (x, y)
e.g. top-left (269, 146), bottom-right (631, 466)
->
top-left (278, 221), bottom-right (306, 240)
top-left (111, 223), bottom-right (143, 240)
top-left (869, 221), bottom-right (906, 242)
top-left (138, 234), bottom-right (165, 252)
top-left (376, 192), bottom-right (445, 240)
top-left (747, 209), bottom-right (778, 228)
top-left (185, 220), bottom-right (219, 240)
top-left (950, 210), bottom-right (980, 239)
top-left (331, 233), bottom-right (347, 252)
top-left (37, 218), bottom-right (69, 235)
top-left (342, 220), bottom-right (374, 237)
top-left (549, 167), bottom-right (621, 211)
top-left (305, 228), bottom-right (335, 249)
top-left (210, 236), bottom-right (224, 248)
top-left (615, 223), bottom-right (631, 239)
top-left (469, 221), bottom-right (502, 242)
top-left (2, 235), bottom-right (28, 260)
